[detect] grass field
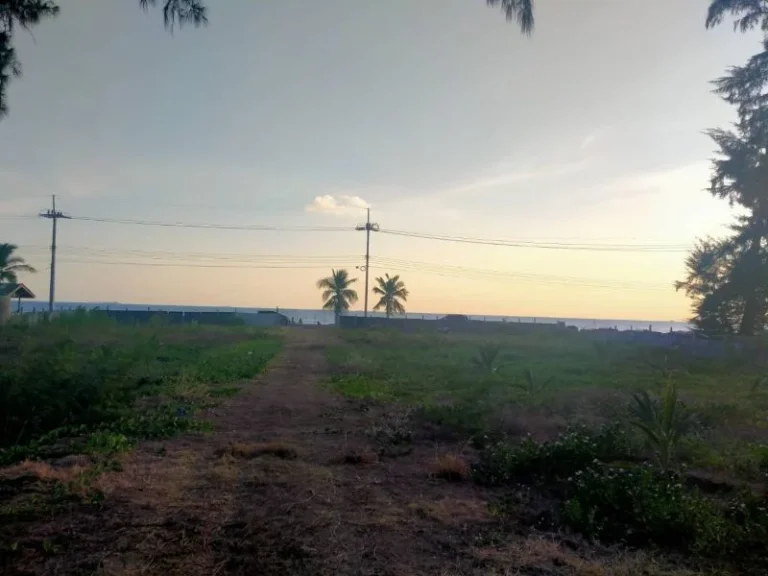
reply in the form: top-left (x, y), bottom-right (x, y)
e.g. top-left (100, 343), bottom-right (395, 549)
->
top-left (0, 313), bottom-right (281, 465)
top-left (3, 320), bottom-right (768, 575)
top-left (327, 327), bottom-right (768, 573)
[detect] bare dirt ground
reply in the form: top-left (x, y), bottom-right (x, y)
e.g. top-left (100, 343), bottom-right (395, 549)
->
top-left (4, 328), bottom-right (693, 576)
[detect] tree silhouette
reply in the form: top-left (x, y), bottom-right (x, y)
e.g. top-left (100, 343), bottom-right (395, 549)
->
top-left (0, 0), bottom-right (206, 118)
top-left (317, 269), bottom-right (358, 324)
top-left (372, 273), bottom-right (409, 318)
top-left (0, 0), bottom-right (535, 120)
top-left (681, 1), bottom-right (768, 334)
top-left (0, 243), bottom-right (36, 284)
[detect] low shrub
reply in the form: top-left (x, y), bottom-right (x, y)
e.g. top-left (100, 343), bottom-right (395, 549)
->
top-left (0, 323), bottom-right (279, 463)
top-left (562, 464), bottom-right (768, 562)
top-left (472, 424), bottom-right (632, 486)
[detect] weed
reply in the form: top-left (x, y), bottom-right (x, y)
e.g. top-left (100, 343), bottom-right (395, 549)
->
top-left (750, 375), bottom-right (768, 393)
top-left (84, 432), bottom-right (133, 455)
top-left (630, 380), bottom-right (691, 470)
top-left (561, 464), bottom-right (768, 563)
top-left (209, 386), bottom-right (241, 398)
top-left (471, 343), bottom-right (503, 375)
top-left (513, 367), bottom-right (552, 397)
top-left (473, 425), bottom-right (631, 486)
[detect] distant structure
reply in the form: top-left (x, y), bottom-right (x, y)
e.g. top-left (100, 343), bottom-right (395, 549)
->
top-left (0, 283), bottom-right (36, 324)
top-left (244, 310), bottom-right (290, 327)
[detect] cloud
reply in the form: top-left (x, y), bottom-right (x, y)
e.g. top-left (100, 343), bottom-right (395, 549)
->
top-left (580, 133), bottom-right (597, 150)
top-left (305, 194), bottom-right (369, 216)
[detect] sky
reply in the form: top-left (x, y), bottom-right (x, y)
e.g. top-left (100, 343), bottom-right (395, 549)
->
top-left (0, 0), bottom-right (763, 320)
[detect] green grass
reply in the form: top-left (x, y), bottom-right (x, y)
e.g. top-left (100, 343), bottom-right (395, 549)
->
top-left (327, 328), bottom-right (768, 571)
top-left (327, 328), bottom-right (768, 470)
top-left (0, 313), bottom-right (281, 464)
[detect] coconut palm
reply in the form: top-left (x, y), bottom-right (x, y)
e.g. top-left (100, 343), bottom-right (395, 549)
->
top-left (372, 273), bottom-right (409, 318)
top-left (317, 269), bottom-right (358, 324)
top-left (0, 243), bottom-right (36, 284)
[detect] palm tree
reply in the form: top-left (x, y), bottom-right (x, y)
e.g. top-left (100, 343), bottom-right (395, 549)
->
top-left (0, 243), bottom-right (36, 284)
top-left (372, 273), bottom-right (409, 318)
top-left (317, 269), bottom-right (358, 324)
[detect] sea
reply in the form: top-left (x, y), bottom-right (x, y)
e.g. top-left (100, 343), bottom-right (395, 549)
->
top-left (15, 301), bottom-right (691, 333)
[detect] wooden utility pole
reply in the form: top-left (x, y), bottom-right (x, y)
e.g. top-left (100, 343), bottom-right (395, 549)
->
top-left (355, 208), bottom-right (379, 317)
top-left (39, 196), bottom-right (69, 313)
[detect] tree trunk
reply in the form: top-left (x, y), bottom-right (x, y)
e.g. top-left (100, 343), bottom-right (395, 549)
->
top-left (738, 238), bottom-right (764, 336)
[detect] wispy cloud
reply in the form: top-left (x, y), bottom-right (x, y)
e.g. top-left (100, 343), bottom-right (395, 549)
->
top-left (435, 160), bottom-right (586, 200)
top-left (305, 194), bottom-right (369, 217)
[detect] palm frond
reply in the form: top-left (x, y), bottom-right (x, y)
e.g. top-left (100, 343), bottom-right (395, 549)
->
top-left (629, 381), bottom-right (689, 470)
top-left (486, 0), bottom-right (534, 35)
top-left (706, 0), bottom-right (768, 32)
top-left (139, 0), bottom-right (208, 31)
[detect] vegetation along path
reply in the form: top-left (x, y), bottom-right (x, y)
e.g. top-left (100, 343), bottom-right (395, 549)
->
top-left (3, 326), bottom-right (765, 575)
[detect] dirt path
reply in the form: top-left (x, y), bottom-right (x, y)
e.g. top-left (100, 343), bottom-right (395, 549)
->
top-left (12, 328), bottom-right (494, 576)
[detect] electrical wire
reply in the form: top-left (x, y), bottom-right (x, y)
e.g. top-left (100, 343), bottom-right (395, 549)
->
top-left (58, 260), bottom-right (351, 270)
top-left (68, 215), bottom-right (352, 232)
top-left (378, 228), bottom-right (690, 252)
top-left (370, 256), bottom-right (672, 292)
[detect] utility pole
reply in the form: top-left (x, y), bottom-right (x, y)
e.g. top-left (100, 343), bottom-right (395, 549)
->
top-left (355, 208), bottom-right (379, 317)
top-left (39, 196), bottom-right (70, 313)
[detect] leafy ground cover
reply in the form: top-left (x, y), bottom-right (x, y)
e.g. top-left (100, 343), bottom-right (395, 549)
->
top-left (0, 313), bottom-right (280, 535)
top-left (327, 327), bottom-right (768, 574)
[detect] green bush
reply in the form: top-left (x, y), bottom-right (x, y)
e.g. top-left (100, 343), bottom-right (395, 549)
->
top-left (472, 425), bottom-right (632, 486)
top-left (562, 464), bottom-right (768, 562)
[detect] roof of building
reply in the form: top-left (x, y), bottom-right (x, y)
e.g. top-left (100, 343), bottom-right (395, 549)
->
top-left (0, 283), bottom-right (36, 298)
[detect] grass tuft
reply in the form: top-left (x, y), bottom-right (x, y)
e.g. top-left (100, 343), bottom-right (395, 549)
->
top-left (430, 453), bottom-right (470, 482)
top-left (220, 442), bottom-right (298, 460)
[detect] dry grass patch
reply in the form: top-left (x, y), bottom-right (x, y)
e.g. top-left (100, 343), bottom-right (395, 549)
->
top-left (248, 458), bottom-right (334, 488)
top-left (408, 498), bottom-right (489, 525)
top-left (0, 459), bottom-right (89, 484)
top-left (429, 453), bottom-right (470, 481)
top-left (332, 448), bottom-right (378, 465)
top-left (93, 451), bottom-right (199, 502)
top-left (475, 536), bottom-right (703, 576)
top-left (218, 442), bottom-right (298, 460)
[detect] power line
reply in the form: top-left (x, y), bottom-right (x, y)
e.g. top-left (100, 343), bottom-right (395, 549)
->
top-left (20, 245), bottom-right (360, 263)
top-left (370, 256), bottom-right (672, 292)
top-left (378, 228), bottom-right (691, 252)
top-left (68, 215), bottom-right (352, 233)
top-left (372, 256), bottom-right (672, 288)
top-left (59, 260), bottom-right (350, 270)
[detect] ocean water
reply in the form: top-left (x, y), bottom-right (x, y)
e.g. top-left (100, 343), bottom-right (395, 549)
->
top-left (16, 301), bottom-right (691, 333)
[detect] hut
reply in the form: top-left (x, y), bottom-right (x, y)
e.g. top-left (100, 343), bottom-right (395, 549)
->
top-left (0, 283), bottom-right (36, 324)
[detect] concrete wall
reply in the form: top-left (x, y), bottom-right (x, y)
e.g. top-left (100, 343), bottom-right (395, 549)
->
top-left (99, 310), bottom-right (244, 326)
top-left (338, 315), bottom-right (569, 335)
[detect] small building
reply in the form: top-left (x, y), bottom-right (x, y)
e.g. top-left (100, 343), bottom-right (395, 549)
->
top-left (0, 283), bottom-right (36, 324)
